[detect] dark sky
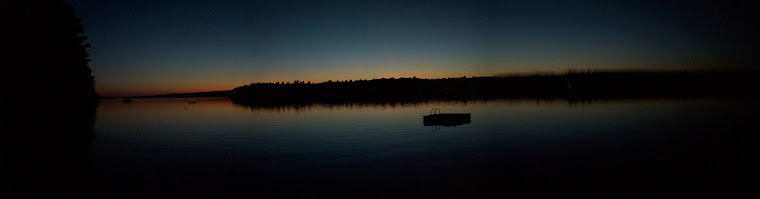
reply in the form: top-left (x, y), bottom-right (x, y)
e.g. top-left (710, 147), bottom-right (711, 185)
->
top-left (70, 0), bottom-right (759, 97)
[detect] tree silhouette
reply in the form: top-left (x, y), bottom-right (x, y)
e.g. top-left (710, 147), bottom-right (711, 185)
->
top-left (1, 1), bottom-right (97, 103)
top-left (2, 2), bottom-right (97, 197)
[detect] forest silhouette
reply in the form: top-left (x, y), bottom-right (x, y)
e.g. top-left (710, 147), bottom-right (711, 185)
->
top-left (1, 1), bottom-right (97, 103)
top-left (2, 1), bottom-right (97, 197)
top-left (228, 70), bottom-right (758, 106)
top-left (129, 70), bottom-right (760, 106)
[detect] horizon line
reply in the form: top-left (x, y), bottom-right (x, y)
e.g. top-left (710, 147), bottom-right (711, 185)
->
top-left (102, 69), bottom-right (758, 98)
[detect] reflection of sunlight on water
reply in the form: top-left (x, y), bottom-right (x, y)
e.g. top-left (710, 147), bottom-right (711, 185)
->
top-left (98, 97), bottom-right (742, 136)
top-left (96, 97), bottom-right (711, 146)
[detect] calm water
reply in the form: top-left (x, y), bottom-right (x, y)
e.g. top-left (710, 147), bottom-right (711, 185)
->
top-left (84, 97), bottom-right (755, 197)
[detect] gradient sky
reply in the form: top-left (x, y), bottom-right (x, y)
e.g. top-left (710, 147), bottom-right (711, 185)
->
top-left (70, 0), bottom-right (759, 97)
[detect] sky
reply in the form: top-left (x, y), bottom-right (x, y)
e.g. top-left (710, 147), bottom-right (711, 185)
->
top-left (70, 0), bottom-right (759, 97)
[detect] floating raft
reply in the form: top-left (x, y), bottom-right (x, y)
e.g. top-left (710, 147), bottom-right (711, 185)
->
top-left (423, 108), bottom-right (471, 126)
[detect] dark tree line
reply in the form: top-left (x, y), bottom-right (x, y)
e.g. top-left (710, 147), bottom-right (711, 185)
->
top-left (231, 71), bottom-right (759, 106)
top-left (1, 0), bottom-right (97, 104)
top-left (2, 1), bottom-right (97, 198)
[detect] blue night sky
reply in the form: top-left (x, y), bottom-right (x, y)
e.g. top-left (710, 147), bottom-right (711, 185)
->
top-left (71, 0), bottom-right (758, 97)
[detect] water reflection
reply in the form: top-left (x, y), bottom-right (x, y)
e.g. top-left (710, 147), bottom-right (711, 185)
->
top-left (7, 97), bottom-right (754, 197)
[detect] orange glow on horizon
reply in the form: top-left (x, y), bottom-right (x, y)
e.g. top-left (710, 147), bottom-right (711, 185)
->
top-left (99, 72), bottom-right (490, 97)
top-left (100, 84), bottom-right (238, 98)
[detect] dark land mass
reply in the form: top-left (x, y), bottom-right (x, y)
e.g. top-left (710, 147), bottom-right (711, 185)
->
top-left (225, 71), bottom-right (758, 106)
top-left (129, 70), bottom-right (760, 105)
top-left (2, 1), bottom-right (98, 198)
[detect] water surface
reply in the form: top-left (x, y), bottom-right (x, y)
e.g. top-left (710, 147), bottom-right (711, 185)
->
top-left (88, 97), bottom-right (756, 197)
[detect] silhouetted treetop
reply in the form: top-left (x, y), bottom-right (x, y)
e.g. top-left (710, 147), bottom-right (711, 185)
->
top-left (1, 1), bottom-right (97, 103)
top-left (230, 71), bottom-right (758, 105)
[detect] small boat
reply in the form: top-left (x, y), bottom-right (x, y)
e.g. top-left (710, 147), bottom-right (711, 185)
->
top-left (187, 101), bottom-right (197, 104)
top-left (121, 98), bottom-right (133, 103)
top-left (423, 108), bottom-right (471, 126)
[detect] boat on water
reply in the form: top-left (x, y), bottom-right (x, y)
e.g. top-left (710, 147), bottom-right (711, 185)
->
top-left (423, 108), bottom-right (471, 126)
top-left (121, 98), bottom-right (133, 103)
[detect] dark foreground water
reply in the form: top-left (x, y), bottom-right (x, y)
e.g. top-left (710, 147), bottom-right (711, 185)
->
top-left (2, 97), bottom-right (758, 197)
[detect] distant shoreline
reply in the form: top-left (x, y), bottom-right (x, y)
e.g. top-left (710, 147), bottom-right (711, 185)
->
top-left (117, 71), bottom-right (758, 103)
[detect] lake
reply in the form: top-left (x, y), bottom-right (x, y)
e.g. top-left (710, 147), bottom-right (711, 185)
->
top-left (2, 97), bottom-right (757, 197)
